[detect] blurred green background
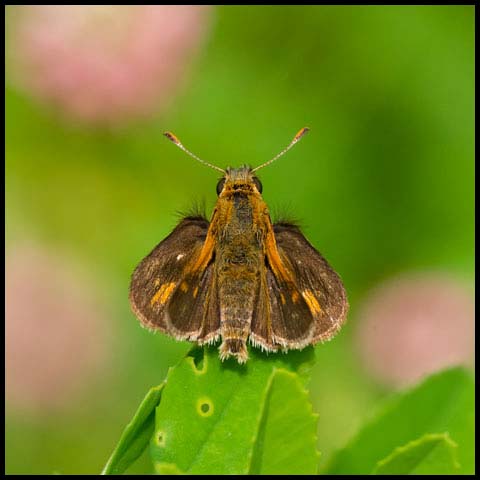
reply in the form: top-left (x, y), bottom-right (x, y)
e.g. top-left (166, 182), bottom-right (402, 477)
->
top-left (5, 5), bottom-right (474, 474)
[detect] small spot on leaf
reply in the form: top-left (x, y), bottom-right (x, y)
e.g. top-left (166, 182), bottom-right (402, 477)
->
top-left (155, 430), bottom-right (166, 447)
top-left (197, 397), bottom-right (214, 417)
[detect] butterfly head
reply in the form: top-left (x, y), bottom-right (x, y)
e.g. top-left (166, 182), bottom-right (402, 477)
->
top-left (216, 166), bottom-right (263, 197)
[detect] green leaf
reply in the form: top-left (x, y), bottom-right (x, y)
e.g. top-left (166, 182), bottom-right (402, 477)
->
top-left (102, 383), bottom-right (164, 475)
top-left (249, 369), bottom-right (320, 474)
top-left (150, 345), bottom-right (319, 474)
top-left (373, 433), bottom-right (460, 475)
top-left (324, 367), bottom-right (475, 475)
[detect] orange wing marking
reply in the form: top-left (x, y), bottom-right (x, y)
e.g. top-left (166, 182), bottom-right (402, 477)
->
top-left (302, 289), bottom-right (322, 315)
top-left (150, 282), bottom-right (176, 306)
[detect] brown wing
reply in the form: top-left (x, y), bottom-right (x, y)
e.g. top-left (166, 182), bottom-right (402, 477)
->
top-left (251, 263), bottom-right (315, 351)
top-left (273, 222), bottom-right (348, 343)
top-left (129, 216), bottom-right (220, 342)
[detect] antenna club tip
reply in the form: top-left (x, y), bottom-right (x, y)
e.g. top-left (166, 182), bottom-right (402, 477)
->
top-left (294, 127), bottom-right (310, 142)
top-left (164, 131), bottom-right (181, 145)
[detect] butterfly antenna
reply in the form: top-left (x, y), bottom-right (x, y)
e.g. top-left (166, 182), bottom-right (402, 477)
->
top-left (252, 127), bottom-right (310, 173)
top-left (164, 132), bottom-right (225, 173)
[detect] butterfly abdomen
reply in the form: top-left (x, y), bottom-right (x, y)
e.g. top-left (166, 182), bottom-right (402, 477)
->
top-left (216, 233), bottom-right (261, 364)
top-left (217, 264), bottom-right (258, 364)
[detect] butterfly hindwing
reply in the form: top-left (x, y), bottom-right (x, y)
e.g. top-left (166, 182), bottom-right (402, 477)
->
top-left (272, 222), bottom-right (348, 343)
top-left (252, 221), bottom-right (336, 351)
top-left (266, 267), bottom-right (315, 347)
top-left (167, 261), bottom-right (220, 341)
top-left (129, 216), bottom-right (219, 340)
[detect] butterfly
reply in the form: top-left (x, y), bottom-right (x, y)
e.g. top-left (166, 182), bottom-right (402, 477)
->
top-left (129, 128), bottom-right (348, 363)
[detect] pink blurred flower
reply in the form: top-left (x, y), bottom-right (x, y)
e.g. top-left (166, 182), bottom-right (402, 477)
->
top-left (6, 243), bottom-right (112, 412)
top-left (7, 6), bottom-right (211, 125)
top-left (355, 273), bottom-right (474, 388)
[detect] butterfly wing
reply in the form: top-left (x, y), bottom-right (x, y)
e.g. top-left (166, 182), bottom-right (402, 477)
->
top-left (272, 222), bottom-right (348, 344)
top-left (251, 222), bottom-right (348, 351)
top-left (129, 216), bottom-right (220, 342)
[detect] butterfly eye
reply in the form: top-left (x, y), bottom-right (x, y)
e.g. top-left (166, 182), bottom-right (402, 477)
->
top-left (253, 177), bottom-right (263, 193)
top-left (216, 178), bottom-right (226, 196)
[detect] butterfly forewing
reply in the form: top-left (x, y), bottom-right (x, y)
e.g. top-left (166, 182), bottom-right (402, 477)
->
top-left (129, 216), bottom-right (219, 338)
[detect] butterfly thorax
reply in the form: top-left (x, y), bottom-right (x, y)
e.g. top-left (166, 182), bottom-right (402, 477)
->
top-left (215, 170), bottom-right (267, 263)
